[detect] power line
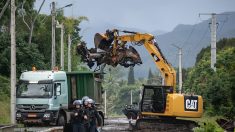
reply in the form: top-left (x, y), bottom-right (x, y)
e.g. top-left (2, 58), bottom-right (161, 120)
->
top-left (181, 24), bottom-right (197, 48)
top-left (185, 25), bottom-right (209, 61)
top-left (217, 16), bottom-right (228, 39)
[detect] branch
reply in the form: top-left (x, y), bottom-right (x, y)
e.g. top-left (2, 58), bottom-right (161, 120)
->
top-left (0, 0), bottom-right (10, 20)
top-left (28, 0), bottom-right (46, 44)
top-left (21, 0), bottom-right (30, 30)
top-left (40, 15), bottom-right (47, 24)
top-left (22, 15), bottom-right (30, 30)
top-left (33, 0), bottom-right (45, 23)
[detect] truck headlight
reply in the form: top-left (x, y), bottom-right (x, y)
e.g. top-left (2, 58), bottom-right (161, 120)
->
top-left (16, 112), bottom-right (21, 118)
top-left (43, 113), bottom-right (51, 118)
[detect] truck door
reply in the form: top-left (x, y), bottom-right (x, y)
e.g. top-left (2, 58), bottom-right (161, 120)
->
top-left (53, 82), bottom-right (67, 108)
top-left (51, 83), bottom-right (61, 110)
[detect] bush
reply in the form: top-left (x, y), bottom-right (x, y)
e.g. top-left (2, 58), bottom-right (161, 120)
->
top-left (193, 121), bottom-right (224, 132)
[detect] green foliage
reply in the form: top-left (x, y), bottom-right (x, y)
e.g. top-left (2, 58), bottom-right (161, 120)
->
top-left (0, 100), bottom-right (10, 124)
top-left (0, 0), bottom-right (35, 25)
top-left (184, 38), bottom-right (235, 119)
top-left (196, 38), bottom-right (235, 64)
top-left (0, 33), bottom-right (47, 77)
top-left (103, 66), bottom-right (144, 115)
top-left (0, 75), bottom-right (10, 124)
top-left (0, 75), bottom-right (10, 100)
top-left (193, 121), bottom-right (224, 132)
top-left (0, 2), bottom-right (88, 75)
top-left (147, 68), bottom-right (162, 85)
top-left (0, 1), bottom-right (88, 124)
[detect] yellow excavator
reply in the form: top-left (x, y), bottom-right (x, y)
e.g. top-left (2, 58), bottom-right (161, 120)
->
top-left (77, 29), bottom-right (203, 131)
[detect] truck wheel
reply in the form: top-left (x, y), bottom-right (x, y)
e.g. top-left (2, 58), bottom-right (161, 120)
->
top-left (57, 114), bottom-right (66, 126)
top-left (97, 113), bottom-right (104, 126)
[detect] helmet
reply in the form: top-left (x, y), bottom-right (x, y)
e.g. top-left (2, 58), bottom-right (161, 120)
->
top-left (73, 100), bottom-right (82, 105)
top-left (84, 99), bottom-right (89, 105)
top-left (87, 98), bottom-right (94, 104)
top-left (82, 96), bottom-right (89, 102)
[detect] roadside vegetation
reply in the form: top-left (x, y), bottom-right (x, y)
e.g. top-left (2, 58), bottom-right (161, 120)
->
top-left (0, 75), bottom-right (10, 124)
top-left (0, 0), bottom-right (87, 124)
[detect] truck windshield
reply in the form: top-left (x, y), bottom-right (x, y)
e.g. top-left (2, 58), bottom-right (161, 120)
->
top-left (16, 82), bottom-right (53, 98)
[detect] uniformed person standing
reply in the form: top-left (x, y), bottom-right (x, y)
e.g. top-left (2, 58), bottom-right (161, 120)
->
top-left (83, 97), bottom-right (91, 131)
top-left (86, 99), bottom-right (102, 132)
top-left (71, 100), bottom-right (87, 132)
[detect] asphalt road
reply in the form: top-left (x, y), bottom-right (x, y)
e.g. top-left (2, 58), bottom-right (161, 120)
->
top-left (102, 117), bottom-right (131, 132)
top-left (0, 118), bottom-right (132, 132)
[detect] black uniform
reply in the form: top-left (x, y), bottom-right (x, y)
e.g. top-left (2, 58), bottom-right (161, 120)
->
top-left (87, 107), bottom-right (102, 132)
top-left (82, 107), bottom-right (91, 132)
top-left (71, 108), bottom-right (86, 132)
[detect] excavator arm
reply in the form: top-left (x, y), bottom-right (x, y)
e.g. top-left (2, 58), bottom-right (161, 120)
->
top-left (79, 29), bottom-right (176, 89)
top-left (113, 31), bottom-right (176, 90)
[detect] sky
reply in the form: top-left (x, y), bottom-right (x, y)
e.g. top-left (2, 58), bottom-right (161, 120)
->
top-left (36, 0), bottom-right (235, 32)
top-left (35, 0), bottom-right (235, 77)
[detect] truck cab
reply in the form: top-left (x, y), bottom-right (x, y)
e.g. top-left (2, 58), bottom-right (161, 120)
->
top-left (16, 70), bottom-right (68, 125)
top-left (16, 69), bottom-right (104, 126)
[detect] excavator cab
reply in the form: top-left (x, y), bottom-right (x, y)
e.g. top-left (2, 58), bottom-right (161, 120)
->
top-left (141, 85), bottom-right (173, 113)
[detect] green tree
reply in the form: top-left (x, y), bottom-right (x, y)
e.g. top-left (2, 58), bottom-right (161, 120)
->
top-left (184, 38), bottom-right (235, 119)
top-left (147, 68), bottom-right (153, 84)
top-left (0, 33), bottom-right (47, 77)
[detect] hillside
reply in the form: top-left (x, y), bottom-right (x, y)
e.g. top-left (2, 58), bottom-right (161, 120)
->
top-left (156, 11), bottom-right (235, 67)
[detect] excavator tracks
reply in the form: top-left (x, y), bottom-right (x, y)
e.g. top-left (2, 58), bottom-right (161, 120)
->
top-left (131, 118), bottom-right (197, 132)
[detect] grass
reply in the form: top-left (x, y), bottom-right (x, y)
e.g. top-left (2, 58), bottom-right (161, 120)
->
top-left (0, 99), bottom-right (10, 124)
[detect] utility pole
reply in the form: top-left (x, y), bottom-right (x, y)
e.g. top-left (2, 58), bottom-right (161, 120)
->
top-left (51, 1), bottom-right (56, 69)
top-left (210, 13), bottom-right (217, 71)
top-left (104, 90), bottom-right (107, 118)
top-left (56, 22), bottom-right (64, 70)
top-left (130, 90), bottom-right (133, 105)
top-left (53, 3), bottom-right (72, 70)
top-left (199, 13), bottom-right (220, 71)
top-left (10, 0), bottom-right (16, 124)
top-left (68, 34), bottom-right (71, 72)
top-left (172, 44), bottom-right (182, 93)
top-left (178, 48), bottom-right (182, 93)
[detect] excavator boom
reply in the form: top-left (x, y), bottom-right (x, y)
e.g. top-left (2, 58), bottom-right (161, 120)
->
top-left (114, 31), bottom-right (176, 90)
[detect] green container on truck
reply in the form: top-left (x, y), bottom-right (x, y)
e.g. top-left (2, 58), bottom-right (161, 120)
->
top-left (15, 69), bottom-right (104, 126)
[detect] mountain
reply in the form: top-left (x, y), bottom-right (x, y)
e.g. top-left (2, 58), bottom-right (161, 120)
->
top-left (156, 11), bottom-right (235, 68)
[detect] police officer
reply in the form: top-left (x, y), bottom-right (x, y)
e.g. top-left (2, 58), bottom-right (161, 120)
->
top-left (82, 96), bottom-right (90, 105)
top-left (86, 98), bottom-right (102, 132)
top-left (83, 97), bottom-right (91, 131)
top-left (71, 100), bottom-right (87, 132)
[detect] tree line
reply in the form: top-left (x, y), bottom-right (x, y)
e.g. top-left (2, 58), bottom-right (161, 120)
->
top-left (0, 0), bottom-right (87, 123)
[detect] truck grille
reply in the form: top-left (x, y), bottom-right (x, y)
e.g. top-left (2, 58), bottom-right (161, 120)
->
top-left (16, 104), bottom-right (49, 112)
